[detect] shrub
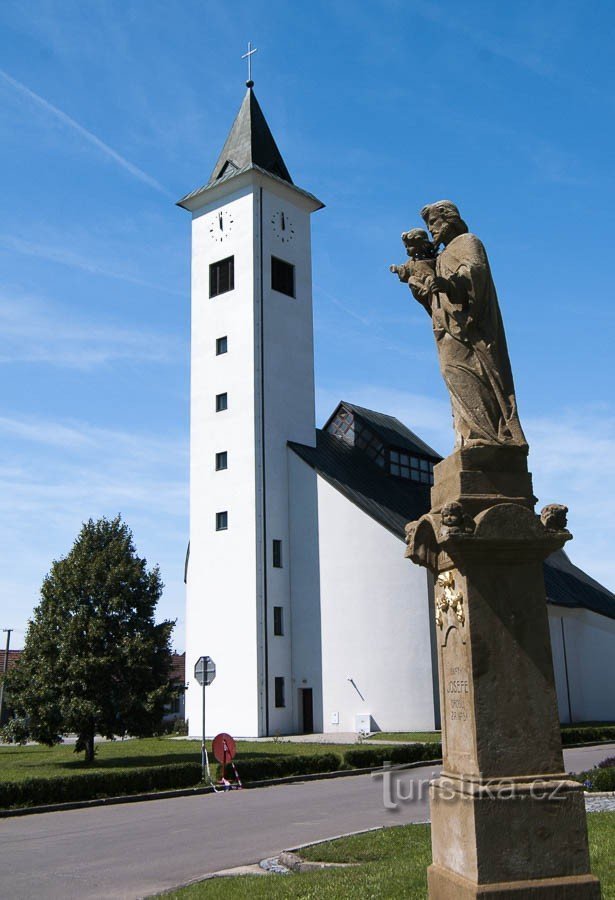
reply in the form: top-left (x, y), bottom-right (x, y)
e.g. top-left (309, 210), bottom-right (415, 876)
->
top-left (561, 726), bottom-right (615, 746)
top-left (598, 757), bottom-right (615, 769)
top-left (229, 752), bottom-right (341, 783)
top-left (0, 762), bottom-right (202, 810)
top-left (343, 742), bottom-right (442, 770)
top-left (575, 766), bottom-right (615, 793)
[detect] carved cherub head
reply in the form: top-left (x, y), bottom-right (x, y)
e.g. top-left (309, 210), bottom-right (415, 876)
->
top-left (401, 228), bottom-right (437, 261)
top-left (540, 504), bottom-right (569, 531)
top-left (441, 502), bottom-right (464, 528)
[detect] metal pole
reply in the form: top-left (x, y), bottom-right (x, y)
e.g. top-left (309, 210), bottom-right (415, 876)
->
top-left (0, 628), bottom-right (13, 725)
top-left (201, 680), bottom-right (206, 780)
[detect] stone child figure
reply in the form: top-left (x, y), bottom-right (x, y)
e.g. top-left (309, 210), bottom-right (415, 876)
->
top-left (393, 201), bottom-right (527, 449)
top-left (390, 229), bottom-right (437, 315)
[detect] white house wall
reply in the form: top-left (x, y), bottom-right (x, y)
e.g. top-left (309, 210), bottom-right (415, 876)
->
top-left (548, 606), bottom-right (615, 724)
top-left (316, 474), bottom-right (438, 733)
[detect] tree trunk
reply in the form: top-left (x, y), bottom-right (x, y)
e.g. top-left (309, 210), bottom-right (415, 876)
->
top-left (84, 730), bottom-right (95, 763)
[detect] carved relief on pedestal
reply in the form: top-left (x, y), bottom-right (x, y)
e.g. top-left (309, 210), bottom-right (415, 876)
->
top-left (435, 569), bottom-right (465, 630)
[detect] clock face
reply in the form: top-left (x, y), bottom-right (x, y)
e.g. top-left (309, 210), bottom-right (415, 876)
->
top-left (271, 209), bottom-right (295, 243)
top-left (209, 210), bottom-right (234, 242)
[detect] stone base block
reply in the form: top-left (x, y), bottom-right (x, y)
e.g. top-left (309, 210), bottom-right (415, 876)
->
top-left (430, 774), bottom-right (598, 887)
top-left (428, 864), bottom-right (601, 899)
top-left (431, 445), bottom-right (535, 518)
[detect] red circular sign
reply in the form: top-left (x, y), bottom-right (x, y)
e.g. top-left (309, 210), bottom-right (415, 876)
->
top-left (212, 732), bottom-right (236, 764)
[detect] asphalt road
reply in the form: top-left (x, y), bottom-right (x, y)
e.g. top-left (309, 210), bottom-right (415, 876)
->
top-left (1, 744), bottom-right (612, 900)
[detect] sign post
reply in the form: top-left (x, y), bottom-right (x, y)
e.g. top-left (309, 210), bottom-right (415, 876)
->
top-left (194, 656), bottom-right (216, 781)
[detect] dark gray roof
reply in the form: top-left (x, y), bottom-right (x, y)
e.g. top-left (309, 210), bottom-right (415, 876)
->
top-left (177, 162), bottom-right (324, 211)
top-left (289, 430), bottom-right (432, 540)
top-left (326, 402), bottom-right (440, 460)
top-left (176, 87), bottom-right (324, 211)
top-left (291, 412), bottom-right (615, 623)
top-left (544, 551), bottom-right (615, 621)
top-left (208, 87), bottom-right (292, 184)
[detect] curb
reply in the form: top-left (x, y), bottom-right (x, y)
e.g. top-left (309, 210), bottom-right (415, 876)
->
top-left (0, 757), bottom-right (443, 819)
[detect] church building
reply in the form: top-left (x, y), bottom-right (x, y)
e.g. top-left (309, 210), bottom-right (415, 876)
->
top-left (180, 84), bottom-right (615, 738)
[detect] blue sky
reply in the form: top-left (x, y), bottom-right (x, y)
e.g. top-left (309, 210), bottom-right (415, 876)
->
top-left (1, 1), bottom-right (613, 651)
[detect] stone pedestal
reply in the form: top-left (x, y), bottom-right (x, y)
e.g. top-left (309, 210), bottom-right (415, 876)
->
top-left (405, 448), bottom-right (601, 899)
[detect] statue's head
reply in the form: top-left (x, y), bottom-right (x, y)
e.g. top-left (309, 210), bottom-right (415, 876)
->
top-left (420, 200), bottom-right (468, 248)
top-left (401, 228), bottom-right (436, 260)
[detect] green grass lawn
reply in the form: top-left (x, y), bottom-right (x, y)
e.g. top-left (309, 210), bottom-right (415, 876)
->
top-left (0, 737), bottom-right (359, 783)
top-left (367, 732), bottom-right (441, 743)
top-left (158, 813), bottom-right (615, 899)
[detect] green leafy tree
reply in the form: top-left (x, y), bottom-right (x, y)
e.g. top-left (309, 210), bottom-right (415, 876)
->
top-left (5, 516), bottom-right (174, 761)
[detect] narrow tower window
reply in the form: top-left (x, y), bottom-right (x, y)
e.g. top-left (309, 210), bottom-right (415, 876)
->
top-left (272, 539), bottom-right (283, 568)
top-left (271, 256), bottom-right (295, 297)
top-left (273, 606), bottom-right (284, 636)
top-left (215, 451), bottom-right (228, 471)
top-left (216, 336), bottom-right (228, 355)
top-left (210, 256), bottom-right (234, 298)
top-left (215, 392), bottom-right (228, 412)
top-left (215, 511), bottom-right (228, 531)
top-left (274, 677), bottom-right (286, 708)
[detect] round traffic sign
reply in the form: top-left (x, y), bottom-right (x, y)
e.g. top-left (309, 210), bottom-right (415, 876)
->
top-left (212, 732), bottom-right (236, 764)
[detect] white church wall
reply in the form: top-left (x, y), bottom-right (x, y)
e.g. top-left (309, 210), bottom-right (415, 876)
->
top-left (317, 475), bottom-right (438, 733)
top-left (549, 606), bottom-right (615, 724)
top-left (287, 451), bottom-right (323, 733)
top-left (255, 180), bottom-right (320, 735)
top-left (186, 184), bottom-right (261, 737)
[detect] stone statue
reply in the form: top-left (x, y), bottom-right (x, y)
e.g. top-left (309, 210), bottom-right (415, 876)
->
top-left (391, 201), bottom-right (527, 450)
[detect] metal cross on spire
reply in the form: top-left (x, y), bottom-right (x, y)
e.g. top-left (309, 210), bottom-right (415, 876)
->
top-left (241, 41), bottom-right (258, 88)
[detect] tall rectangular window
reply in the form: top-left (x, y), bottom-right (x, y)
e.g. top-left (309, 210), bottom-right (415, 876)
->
top-left (272, 539), bottom-right (283, 568)
top-left (274, 676), bottom-right (285, 708)
top-left (273, 606), bottom-right (284, 636)
top-left (271, 256), bottom-right (295, 297)
top-left (210, 256), bottom-right (234, 298)
top-left (216, 336), bottom-right (228, 355)
top-left (215, 511), bottom-right (228, 531)
top-left (215, 451), bottom-right (228, 471)
top-left (215, 392), bottom-right (228, 412)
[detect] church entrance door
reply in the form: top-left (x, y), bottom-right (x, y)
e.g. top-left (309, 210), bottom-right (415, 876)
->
top-left (300, 688), bottom-right (313, 734)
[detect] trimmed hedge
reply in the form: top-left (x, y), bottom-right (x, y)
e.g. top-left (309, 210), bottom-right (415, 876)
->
top-left (561, 726), bottom-right (615, 746)
top-left (228, 752), bottom-right (342, 783)
top-left (575, 766), bottom-right (615, 793)
top-left (0, 755), bottom-right (346, 808)
top-left (343, 741), bottom-right (442, 769)
top-left (0, 762), bottom-right (202, 809)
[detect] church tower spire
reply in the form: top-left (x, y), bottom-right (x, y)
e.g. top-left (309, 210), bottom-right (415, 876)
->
top-left (209, 86), bottom-right (293, 185)
top-left (180, 86), bottom-right (324, 738)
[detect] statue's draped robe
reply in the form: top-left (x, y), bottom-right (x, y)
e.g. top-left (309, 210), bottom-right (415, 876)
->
top-left (431, 233), bottom-right (527, 448)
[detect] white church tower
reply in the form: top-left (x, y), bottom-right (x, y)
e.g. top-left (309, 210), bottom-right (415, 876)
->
top-left (179, 80), bottom-right (324, 737)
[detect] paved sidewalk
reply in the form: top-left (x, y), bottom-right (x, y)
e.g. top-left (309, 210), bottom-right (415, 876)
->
top-left (175, 731), bottom-right (433, 745)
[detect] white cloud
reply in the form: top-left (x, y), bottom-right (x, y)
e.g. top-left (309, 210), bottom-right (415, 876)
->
top-left (0, 68), bottom-right (173, 197)
top-left (0, 234), bottom-right (184, 296)
top-left (0, 291), bottom-right (181, 369)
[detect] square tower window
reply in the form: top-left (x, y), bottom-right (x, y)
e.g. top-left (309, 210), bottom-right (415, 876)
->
top-left (272, 539), bottom-right (283, 568)
top-left (216, 336), bottom-right (228, 355)
top-left (273, 606), bottom-right (284, 636)
top-left (215, 451), bottom-right (228, 471)
top-left (210, 256), bottom-right (234, 298)
top-left (215, 511), bottom-right (228, 531)
top-left (216, 392), bottom-right (228, 412)
top-left (274, 676), bottom-right (286, 708)
top-left (271, 256), bottom-right (295, 297)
